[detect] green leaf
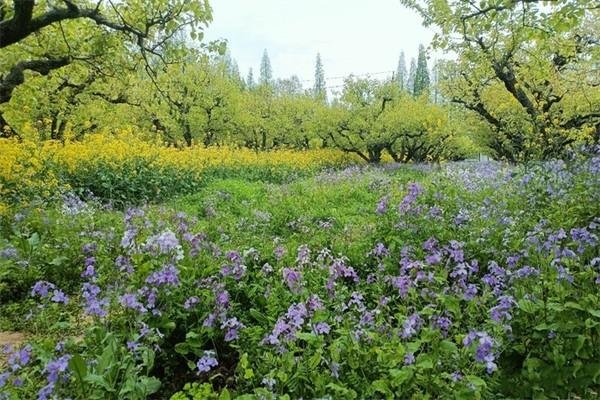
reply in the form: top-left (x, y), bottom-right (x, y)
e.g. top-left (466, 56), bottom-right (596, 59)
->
top-left (85, 374), bottom-right (115, 392)
top-left (416, 358), bottom-right (434, 370)
top-left (371, 379), bottom-right (391, 396)
top-left (466, 374), bottom-right (487, 390)
top-left (389, 368), bottom-right (414, 387)
top-left (439, 340), bottom-right (458, 354)
top-left (69, 354), bottom-right (88, 394)
top-left (564, 301), bottom-right (584, 311)
top-left (518, 299), bottom-right (538, 314)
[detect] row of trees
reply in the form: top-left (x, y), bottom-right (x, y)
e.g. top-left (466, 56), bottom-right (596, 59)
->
top-left (1, 1), bottom-right (598, 162)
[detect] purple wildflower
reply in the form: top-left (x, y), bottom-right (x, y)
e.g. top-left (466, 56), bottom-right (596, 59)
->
top-left (184, 296), bottom-right (200, 310)
top-left (296, 245), bottom-right (311, 266)
top-left (82, 283), bottom-right (108, 318)
top-left (401, 313), bottom-right (423, 339)
top-left (463, 331), bottom-right (497, 374)
top-left (120, 293), bottom-right (147, 313)
top-left (31, 281), bottom-right (55, 298)
top-left (370, 242), bottom-right (389, 258)
top-left (50, 289), bottom-right (69, 304)
top-left (115, 255), bottom-right (134, 274)
top-left (197, 351), bottom-right (218, 373)
top-left (314, 322), bottom-right (331, 335)
top-left (282, 267), bottom-right (303, 294)
top-left (376, 195), bottom-right (389, 215)
top-left (274, 245), bottom-right (287, 261)
top-left (37, 382), bottom-right (55, 400)
top-left (221, 317), bottom-right (245, 341)
top-left (146, 264), bottom-right (180, 287)
top-left (82, 243), bottom-right (97, 255)
top-left (44, 355), bottom-right (71, 383)
top-left (0, 372), bottom-right (10, 388)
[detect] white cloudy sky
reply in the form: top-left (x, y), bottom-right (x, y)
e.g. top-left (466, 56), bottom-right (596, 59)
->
top-left (203, 0), bottom-right (439, 88)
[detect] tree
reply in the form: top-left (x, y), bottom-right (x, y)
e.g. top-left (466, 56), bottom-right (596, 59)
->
top-left (320, 77), bottom-right (401, 163)
top-left (396, 51), bottom-right (407, 91)
top-left (407, 58), bottom-right (417, 96)
top-left (0, 0), bottom-right (214, 135)
top-left (313, 52), bottom-right (326, 101)
top-left (259, 49), bottom-right (273, 85)
top-left (401, 0), bottom-right (600, 160)
top-left (430, 59), bottom-right (442, 104)
top-left (246, 68), bottom-right (255, 89)
top-left (413, 44), bottom-right (430, 96)
top-left (276, 75), bottom-right (303, 96)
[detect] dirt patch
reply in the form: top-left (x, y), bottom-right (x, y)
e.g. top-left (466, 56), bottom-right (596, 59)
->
top-left (0, 331), bottom-right (27, 368)
top-left (0, 331), bottom-right (26, 349)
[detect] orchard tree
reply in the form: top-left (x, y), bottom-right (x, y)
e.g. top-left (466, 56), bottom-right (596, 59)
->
top-left (154, 57), bottom-right (240, 147)
top-left (381, 95), bottom-right (454, 162)
top-left (401, 0), bottom-right (600, 160)
top-left (276, 75), bottom-right (304, 96)
top-left (320, 77), bottom-right (401, 163)
top-left (0, 0), bottom-right (215, 136)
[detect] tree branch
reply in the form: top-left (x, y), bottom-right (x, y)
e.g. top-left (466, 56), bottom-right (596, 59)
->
top-left (0, 56), bottom-right (71, 103)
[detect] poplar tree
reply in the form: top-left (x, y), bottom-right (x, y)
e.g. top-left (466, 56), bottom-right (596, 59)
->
top-left (396, 51), bottom-right (407, 91)
top-left (259, 49), bottom-right (273, 85)
top-left (313, 53), bottom-right (326, 101)
top-left (413, 44), bottom-right (430, 96)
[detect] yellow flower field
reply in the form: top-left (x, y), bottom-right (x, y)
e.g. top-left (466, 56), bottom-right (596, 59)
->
top-left (0, 133), bottom-right (360, 214)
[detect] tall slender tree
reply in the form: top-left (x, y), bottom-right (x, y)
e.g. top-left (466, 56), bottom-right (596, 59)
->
top-left (259, 49), bottom-right (273, 85)
top-left (430, 59), bottom-right (441, 104)
top-left (396, 51), bottom-right (407, 91)
top-left (246, 68), bottom-right (255, 89)
top-left (413, 44), bottom-right (430, 96)
top-left (407, 58), bottom-right (417, 95)
top-left (313, 52), bottom-right (326, 101)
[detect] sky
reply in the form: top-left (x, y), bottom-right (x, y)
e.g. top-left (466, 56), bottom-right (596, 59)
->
top-left (203, 0), bottom-right (439, 90)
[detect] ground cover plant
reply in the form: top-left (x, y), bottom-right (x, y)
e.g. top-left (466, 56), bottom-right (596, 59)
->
top-left (0, 146), bottom-right (599, 399)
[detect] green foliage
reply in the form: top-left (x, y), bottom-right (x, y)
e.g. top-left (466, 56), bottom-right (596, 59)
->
top-left (402, 0), bottom-right (600, 161)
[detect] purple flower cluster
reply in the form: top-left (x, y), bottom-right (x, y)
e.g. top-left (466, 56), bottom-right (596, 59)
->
top-left (401, 313), bottom-right (423, 339)
top-left (463, 331), bottom-right (497, 373)
top-left (282, 267), bottom-right (303, 294)
top-left (376, 195), bottom-right (389, 215)
top-left (38, 354), bottom-right (72, 400)
top-left (82, 282), bottom-right (109, 318)
top-left (489, 295), bottom-right (515, 323)
top-left (120, 293), bottom-right (147, 313)
top-left (220, 250), bottom-right (246, 280)
top-left (221, 317), bottom-right (245, 341)
top-left (146, 264), bottom-right (180, 287)
top-left (262, 302), bottom-right (315, 347)
top-left (197, 351), bottom-right (218, 373)
top-left (31, 281), bottom-right (69, 305)
top-left (399, 182), bottom-right (423, 213)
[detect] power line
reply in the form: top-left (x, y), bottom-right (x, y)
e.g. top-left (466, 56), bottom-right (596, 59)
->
top-left (300, 70), bottom-right (395, 84)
